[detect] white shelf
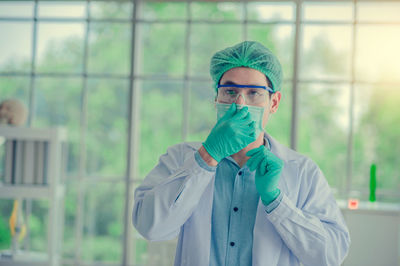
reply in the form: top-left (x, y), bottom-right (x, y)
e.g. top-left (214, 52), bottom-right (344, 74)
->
top-left (0, 184), bottom-right (65, 199)
top-left (0, 261), bottom-right (52, 266)
top-left (0, 126), bottom-right (66, 266)
top-left (0, 126), bottom-right (67, 142)
top-left (0, 250), bottom-right (54, 266)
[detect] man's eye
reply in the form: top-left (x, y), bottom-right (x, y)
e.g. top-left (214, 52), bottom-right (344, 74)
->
top-left (226, 89), bottom-right (237, 95)
top-left (249, 90), bottom-right (261, 96)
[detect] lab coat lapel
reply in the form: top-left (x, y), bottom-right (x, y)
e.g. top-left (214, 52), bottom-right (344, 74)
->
top-left (178, 174), bottom-right (215, 266)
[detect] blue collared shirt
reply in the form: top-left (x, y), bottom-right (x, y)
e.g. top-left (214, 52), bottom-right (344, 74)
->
top-left (209, 157), bottom-right (259, 266)
top-left (194, 138), bottom-right (283, 266)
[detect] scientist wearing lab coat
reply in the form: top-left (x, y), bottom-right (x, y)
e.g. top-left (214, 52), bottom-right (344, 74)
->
top-left (132, 41), bottom-right (350, 266)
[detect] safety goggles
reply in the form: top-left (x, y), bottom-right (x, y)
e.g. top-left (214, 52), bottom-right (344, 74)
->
top-left (216, 84), bottom-right (273, 105)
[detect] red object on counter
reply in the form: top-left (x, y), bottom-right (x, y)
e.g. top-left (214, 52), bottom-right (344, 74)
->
top-left (348, 198), bottom-right (359, 210)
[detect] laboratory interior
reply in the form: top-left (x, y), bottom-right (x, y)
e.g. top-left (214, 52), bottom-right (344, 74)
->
top-left (0, 0), bottom-right (399, 266)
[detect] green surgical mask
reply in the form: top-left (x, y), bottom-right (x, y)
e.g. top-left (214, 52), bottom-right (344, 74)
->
top-left (216, 103), bottom-right (265, 137)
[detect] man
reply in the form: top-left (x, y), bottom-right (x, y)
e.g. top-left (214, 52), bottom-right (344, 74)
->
top-left (132, 41), bottom-right (350, 266)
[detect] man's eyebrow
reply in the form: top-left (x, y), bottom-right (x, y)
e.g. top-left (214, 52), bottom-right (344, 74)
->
top-left (220, 80), bottom-right (238, 85)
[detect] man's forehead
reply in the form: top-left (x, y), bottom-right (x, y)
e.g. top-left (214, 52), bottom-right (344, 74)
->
top-left (220, 67), bottom-right (269, 83)
top-left (220, 80), bottom-right (267, 87)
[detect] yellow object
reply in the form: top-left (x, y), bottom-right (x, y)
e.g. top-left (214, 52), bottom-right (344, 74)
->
top-left (9, 200), bottom-right (27, 241)
top-left (19, 224), bottom-right (26, 242)
top-left (9, 200), bottom-right (18, 236)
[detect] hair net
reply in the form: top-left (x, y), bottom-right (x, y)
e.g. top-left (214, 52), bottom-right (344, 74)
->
top-left (210, 41), bottom-right (283, 93)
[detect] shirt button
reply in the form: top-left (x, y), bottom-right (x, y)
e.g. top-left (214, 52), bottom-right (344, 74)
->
top-left (233, 207), bottom-right (238, 212)
top-left (238, 171), bottom-right (242, 176)
top-left (230, 242), bottom-right (235, 247)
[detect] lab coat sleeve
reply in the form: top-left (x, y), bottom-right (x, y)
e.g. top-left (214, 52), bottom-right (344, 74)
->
top-left (132, 143), bottom-right (215, 241)
top-left (264, 160), bottom-right (350, 266)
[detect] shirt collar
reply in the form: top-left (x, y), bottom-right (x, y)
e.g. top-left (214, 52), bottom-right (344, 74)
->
top-left (225, 131), bottom-right (271, 167)
top-left (263, 132), bottom-right (272, 151)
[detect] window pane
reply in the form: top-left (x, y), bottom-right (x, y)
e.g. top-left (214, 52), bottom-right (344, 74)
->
top-left (146, 240), bottom-right (177, 265)
top-left (38, 1), bottom-right (86, 18)
top-left (140, 1), bottom-right (186, 20)
top-left (33, 77), bottom-right (81, 127)
top-left (36, 23), bottom-right (85, 73)
top-left (30, 199), bottom-right (49, 253)
top-left (82, 181), bottom-right (124, 263)
top-left (303, 2), bottom-right (353, 21)
top-left (247, 2), bottom-right (294, 21)
top-left (86, 78), bottom-right (129, 177)
top-left (300, 25), bottom-right (352, 81)
top-left (0, 22), bottom-right (33, 72)
top-left (298, 83), bottom-right (350, 189)
top-left (187, 81), bottom-right (215, 142)
top-left (90, 1), bottom-right (132, 19)
top-left (138, 23), bottom-right (185, 77)
top-left (247, 24), bottom-right (294, 79)
top-left (0, 199), bottom-right (13, 250)
top-left (88, 22), bottom-right (131, 75)
top-left (266, 81), bottom-right (291, 148)
top-left (190, 24), bottom-right (242, 78)
top-left (62, 180), bottom-right (78, 259)
top-left (191, 2), bottom-right (243, 21)
top-left (355, 26), bottom-right (400, 83)
top-left (133, 230), bottom-right (148, 265)
top-left (33, 77), bottom-right (82, 176)
top-left (358, 2), bottom-right (400, 22)
top-left (0, 139), bottom-right (3, 181)
top-left (0, 1), bottom-right (34, 17)
top-left (138, 80), bottom-right (183, 178)
top-left (352, 84), bottom-right (400, 193)
top-left (0, 77), bottom-right (30, 106)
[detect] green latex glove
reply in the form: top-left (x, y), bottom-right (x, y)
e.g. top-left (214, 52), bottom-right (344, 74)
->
top-left (246, 145), bottom-right (284, 205)
top-left (203, 103), bottom-right (256, 162)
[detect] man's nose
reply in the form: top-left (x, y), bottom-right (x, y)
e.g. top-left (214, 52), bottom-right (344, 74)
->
top-left (235, 93), bottom-right (246, 105)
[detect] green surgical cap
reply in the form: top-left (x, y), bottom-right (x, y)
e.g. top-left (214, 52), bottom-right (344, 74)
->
top-left (210, 41), bottom-right (283, 93)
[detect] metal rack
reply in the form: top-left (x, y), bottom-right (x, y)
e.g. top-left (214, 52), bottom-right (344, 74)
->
top-left (0, 125), bottom-right (67, 266)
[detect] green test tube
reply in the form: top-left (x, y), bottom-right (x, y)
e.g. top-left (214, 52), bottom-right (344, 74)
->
top-left (369, 164), bottom-right (376, 202)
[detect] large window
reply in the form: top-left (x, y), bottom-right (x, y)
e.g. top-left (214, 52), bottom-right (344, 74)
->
top-left (0, 0), bottom-right (399, 264)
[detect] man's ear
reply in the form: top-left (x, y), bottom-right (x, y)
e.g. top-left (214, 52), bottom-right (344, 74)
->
top-left (269, 91), bottom-right (281, 114)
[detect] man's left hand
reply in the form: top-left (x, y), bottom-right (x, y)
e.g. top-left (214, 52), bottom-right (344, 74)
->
top-left (246, 145), bottom-right (284, 206)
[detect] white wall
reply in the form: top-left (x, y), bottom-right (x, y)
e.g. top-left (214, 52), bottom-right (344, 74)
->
top-left (340, 202), bottom-right (400, 266)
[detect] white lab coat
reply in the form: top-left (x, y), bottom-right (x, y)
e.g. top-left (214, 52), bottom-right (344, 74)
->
top-left (132, 133), bottom-right (350, 266)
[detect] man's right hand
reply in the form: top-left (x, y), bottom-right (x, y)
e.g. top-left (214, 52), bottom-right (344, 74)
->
top-left (202, 103), bottom-right (256, 163)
